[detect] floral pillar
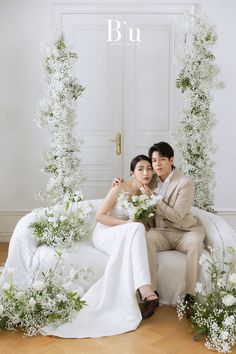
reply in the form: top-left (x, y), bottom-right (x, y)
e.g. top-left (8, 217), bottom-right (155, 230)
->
top-left (36, 33), bottom-right (85, 204)
top-left (175, 14), bottom-right (222, 212)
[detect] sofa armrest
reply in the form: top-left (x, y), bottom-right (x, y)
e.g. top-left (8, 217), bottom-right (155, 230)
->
top-left (191, 207), bottom-right (236, 250)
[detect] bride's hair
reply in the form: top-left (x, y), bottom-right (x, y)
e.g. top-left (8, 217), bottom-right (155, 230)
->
top-left (130, 155), bottom-right (152, 172)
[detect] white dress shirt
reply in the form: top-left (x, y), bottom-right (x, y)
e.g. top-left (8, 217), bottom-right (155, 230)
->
top-left (154, 169), bottom-right (174, 202)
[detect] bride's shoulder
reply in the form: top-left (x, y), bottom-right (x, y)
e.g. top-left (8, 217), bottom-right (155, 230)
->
top-left (111, 181), bottom-right (129, 195)
top-left (118, 181), bottom-right (133, 194)
top-left (119, 181), bottom-right (130, 189)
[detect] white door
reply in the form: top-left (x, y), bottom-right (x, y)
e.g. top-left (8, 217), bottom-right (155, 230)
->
top-left (122, 12), bottom-right (184, 178)
top-left (53, 3), bottom-right (194, 198)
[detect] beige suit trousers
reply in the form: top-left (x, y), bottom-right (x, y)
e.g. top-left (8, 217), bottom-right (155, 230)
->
top-left (146, 226), bottom-right (205, 295)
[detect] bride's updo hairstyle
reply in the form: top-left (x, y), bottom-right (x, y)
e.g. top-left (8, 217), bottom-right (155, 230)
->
top-left (130, 155), bottom-right (153, 172)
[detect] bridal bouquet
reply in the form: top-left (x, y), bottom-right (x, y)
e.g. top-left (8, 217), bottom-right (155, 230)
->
top-left (117, 192), bottom-right (158, 223)
top-left (0, 263), bottom-right (88, 336)
top-left (177, 246), bottom-right (236, 353)
top-left (30, 191), bottom-right (94, 249)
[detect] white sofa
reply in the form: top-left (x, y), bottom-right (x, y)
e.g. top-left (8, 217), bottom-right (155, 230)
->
top-left (2, 199), bottom-right (236, 305)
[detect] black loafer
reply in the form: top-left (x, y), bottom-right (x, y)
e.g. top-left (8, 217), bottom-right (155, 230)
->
top-left (184, 293), bottom-right (195, 319)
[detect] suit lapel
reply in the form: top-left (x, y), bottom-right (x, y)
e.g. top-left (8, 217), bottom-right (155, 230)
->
top-left (164, 168), bottom-right (180, 202)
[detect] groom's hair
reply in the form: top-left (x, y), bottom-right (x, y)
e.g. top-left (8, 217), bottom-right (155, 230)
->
top-left (148, 142), bottom-right (174, 159)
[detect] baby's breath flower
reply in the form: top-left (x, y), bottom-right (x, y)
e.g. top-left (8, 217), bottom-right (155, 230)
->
top-left (29, 297), bottom-right (36, 308)
top-left (0, 304), bottom-right (4, 315)
top-left (177, 246), bottom-right (236, 353)
top-left (174, 14), bottom-right (222, 211)
top-left (36, 32), bottom-right (85, 204)
top-left (30, 198), bottom-right (94, 249)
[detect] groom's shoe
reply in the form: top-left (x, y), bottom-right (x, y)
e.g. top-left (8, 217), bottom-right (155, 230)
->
top-left (184, 293), bottom-right (195, 319)
top-left (154, 291), bottom-right (160, 307)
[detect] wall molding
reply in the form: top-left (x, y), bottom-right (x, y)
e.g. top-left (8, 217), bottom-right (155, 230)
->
top-left (0, 209), bottom-right (235, 243)
top-left (216, 210), bottom-right (236, 215)
top-left (0, 232), bottom-right (13, 242)
top-left (52, 2), bottom-right (196, 25)
top-left (51, 2), bottom-right (197, 41)
top-left (216, 210), bottom-right (236, 233)
top-left (0, 211), bottom-right (29, 243)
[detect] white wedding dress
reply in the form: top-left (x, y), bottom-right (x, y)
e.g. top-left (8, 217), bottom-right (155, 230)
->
top-left (40, 203), bottom-right (151, 338)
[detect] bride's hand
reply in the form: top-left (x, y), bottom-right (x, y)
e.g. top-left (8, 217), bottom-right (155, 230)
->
top-left (140, 184), bottom-right (153, 197)
top-left (111, 177), bottom-right (124, 187)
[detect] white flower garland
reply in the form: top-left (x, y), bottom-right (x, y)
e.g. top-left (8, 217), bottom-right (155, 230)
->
top-left (31, 33), bottom-right (94, 248)
top-left (36, 32), bottom-right (85, 204)
top-left (175, 14), bottom-right (222, 212)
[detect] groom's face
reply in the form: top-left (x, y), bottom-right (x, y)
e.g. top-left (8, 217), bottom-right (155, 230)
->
top-left (151, 151), bottom-right (174, 181)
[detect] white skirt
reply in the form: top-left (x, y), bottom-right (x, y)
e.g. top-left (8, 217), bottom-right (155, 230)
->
top-left (40, 222), bottom-right (151, 338)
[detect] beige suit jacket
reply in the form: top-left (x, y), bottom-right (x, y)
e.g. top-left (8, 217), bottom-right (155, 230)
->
top-left (153, 168), bottom-right (199, 231)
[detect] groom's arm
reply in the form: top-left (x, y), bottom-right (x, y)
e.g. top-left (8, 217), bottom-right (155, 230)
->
top-left (155, 179), bottom-right (195, 223)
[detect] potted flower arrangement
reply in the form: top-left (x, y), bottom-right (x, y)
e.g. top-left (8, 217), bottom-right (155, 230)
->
top-left (177, 246), bottom-right (236, 353)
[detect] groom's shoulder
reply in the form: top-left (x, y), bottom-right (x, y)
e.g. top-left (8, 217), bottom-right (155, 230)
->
top-left (174, 168), bottom-right (194, 186)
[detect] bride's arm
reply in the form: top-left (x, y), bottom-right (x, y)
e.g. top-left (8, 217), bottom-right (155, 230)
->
top-left (96, 185), bottom-right (130, 226)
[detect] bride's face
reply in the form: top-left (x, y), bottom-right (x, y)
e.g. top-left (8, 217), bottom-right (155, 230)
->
top-left (132, 160), bottom-right (153, 185)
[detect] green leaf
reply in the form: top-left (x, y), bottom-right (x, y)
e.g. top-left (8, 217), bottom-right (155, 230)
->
top-left (176, 73), bottom-right (191, 92)
top-left (0, 316), bottom-right (9, 330)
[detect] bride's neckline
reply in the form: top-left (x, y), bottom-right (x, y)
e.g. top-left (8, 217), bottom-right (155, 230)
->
top-left (122, 180), bottom-right (142, 196)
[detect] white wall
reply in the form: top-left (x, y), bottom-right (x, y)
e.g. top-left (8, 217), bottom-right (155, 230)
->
top-left (0, 0), bottom-right (236, 241)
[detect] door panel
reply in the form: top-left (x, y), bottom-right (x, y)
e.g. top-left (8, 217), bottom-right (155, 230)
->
top-left (62, 14), bottom-right (124, 198)
top-left (123, 13), bottom-right (179, 178)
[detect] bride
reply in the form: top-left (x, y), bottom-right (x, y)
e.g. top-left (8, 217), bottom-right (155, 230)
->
top-left (41, 154), bottom-right (158, 338)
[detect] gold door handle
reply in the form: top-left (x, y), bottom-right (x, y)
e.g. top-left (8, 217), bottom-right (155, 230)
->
top-left (109, 132), bottom-right (121, 155)
top-left (116, 132), bottom-right (121, 155)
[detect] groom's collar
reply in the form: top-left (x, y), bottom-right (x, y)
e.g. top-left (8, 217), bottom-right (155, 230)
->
top-left (157, 166), bottom-right (176, 184)
top-left (155, 167), bottom-right (180, 200)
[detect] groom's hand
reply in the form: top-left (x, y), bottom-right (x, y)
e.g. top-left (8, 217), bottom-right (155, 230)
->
top-left (112, 177), bottom-right (124, 187)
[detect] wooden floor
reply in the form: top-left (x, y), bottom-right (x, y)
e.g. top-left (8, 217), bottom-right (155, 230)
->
top-left (1, 242), bottom-right (236, 354)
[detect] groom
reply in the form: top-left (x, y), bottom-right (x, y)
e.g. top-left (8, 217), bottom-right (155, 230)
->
top-left (145, 142), bottom-right (205, 304)
top-left (114, 142), bottom-right (205, 304)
